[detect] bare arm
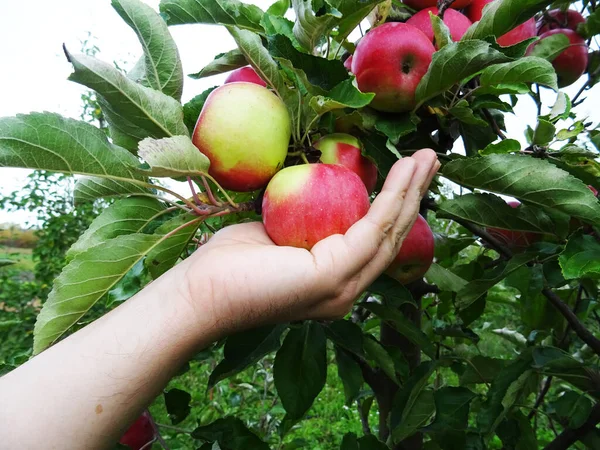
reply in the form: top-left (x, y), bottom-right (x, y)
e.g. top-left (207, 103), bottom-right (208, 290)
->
top-left (0, 150), bottom-right (439, 449)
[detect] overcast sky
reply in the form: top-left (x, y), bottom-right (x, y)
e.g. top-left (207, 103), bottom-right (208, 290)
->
top-left (1, 0), bottom-right (598, 226)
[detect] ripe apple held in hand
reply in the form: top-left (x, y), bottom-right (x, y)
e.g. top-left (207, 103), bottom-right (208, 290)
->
top-left (538, 9), bottom-right (586, 34)
top-left (535, 29), bottom-right (589, 87)
top-left (386, 215), bottom-right (434, 285)
top-left (224, 66), bottom-right (267, 87)
top-left (314, 133), bottom-right (378, 194)
top-left (406, 7), bottom-right (472, 46)
top-left (403, 0), bottom-right (473, 10)
top-left (466, 0), bottom-right (537, 46)
top-left (262, 164), bottom-right (370, 250)
top-left (486, 201), bottom-right (541, 251)
top-left (192, 82), bottom-right (291, 192)
top-left (119, 411), bottom-right (155, 450)
top-left (352, 22), bottom-right (435, 113)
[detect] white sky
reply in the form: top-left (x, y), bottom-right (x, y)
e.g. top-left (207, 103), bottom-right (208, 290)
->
top-left (1, 0), bottom-right (599, 226)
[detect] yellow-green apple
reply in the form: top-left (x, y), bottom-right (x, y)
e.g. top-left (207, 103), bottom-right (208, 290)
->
top-left (192, 82), bottom-right (291, 192)
top-left (534, 29), bottom-right (589, 87)
top-left (119, 411), bottom-right (155, 450)
top-left (224, 66), bottom-right (266, 87)
top-left (351, 22), bottom-right (435, 113)
top-left (467, 0), bottom-right (537, 46)
top-left (313, 133), bottom-right (378, 194)
top-left (407, 7), bottom-right (472, 46)
top-left (262, 164), bottom-right (370, 250)
top-left (403, 0), bottom-right (472, 9)
top-left (486, 201), bottom-right (541, 250)
top-left (538, 9), bottom-right (586, 34)
top-left (386, 215), bottom-right (434, 285)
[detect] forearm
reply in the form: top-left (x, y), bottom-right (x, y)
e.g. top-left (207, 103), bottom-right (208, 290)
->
top-left (0, 268), bottom-right (217, 449)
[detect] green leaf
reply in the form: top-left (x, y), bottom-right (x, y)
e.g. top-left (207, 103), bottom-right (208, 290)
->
top-left (431, 13), bottom-right (452, 49)
top-left (362, 303), bottom-right (436, 359)
top-left (549, 92), bottom-right (571, 122)
top-left (309, 78), bottom-right (375, 116)
top-left (432, 320), bottom-right (480, 343)
top-left (479, 139), bottom-right (521, 155)
top-left (208, 325), bottom-right (286, 388)
top-left (160, 0), bottom-right (265, 32)
top-left (145, 213), bottom-right (202, 278)
top-left (368, 274), bottom-right (416, 309)
top-left (456, 253), bottom-right (536, 310)
top-left (341, 433), bottom-right (359, 450)
top-left (391, 361), bottom-right (437, 442)
top-left (65, 49), bottom-right (188, 151)
top-left (532, 118), bottom-right (556, 146)
top-left (527, 32), bottom-right (570, 62)
top-left (448, 101), bottom-right (488, 127)
top-left (267, 0), bottom-right (289, 16)
top-left (463, 0), bottom-right (553, 41)
top-left (334, 346), bottom-right (363, 405)
top-left (324, 320), bottom-right (365, 357)
top-left (550, 391), bottom-right (593, 429)
top-left (375, 114), bottom-right (419, 145)
top-left (261, 13), bottom-right (302, 49)
top-left (183, 86), bottom-right (217, 134)
top-left (361, 133), bottom-right (399, 180)
top-left (164, 388), bottom-right (192, 425)
top-left (112, 0), bottom-right (183, 100)
top-left (0, 113), bottom-right (145, 181)
top-left (459, 356), bottom-right (508, 385)
top-left (189, 49), bottom-right (247, 79)
top-left (497, 411), bottom-right (538, 450)
top-left (437, 193), bottom-right (560, 236)
top-left (0, 260), bottom-right (16, 268)
top-left (268, 34), bottom-right (347, 91)
top-left (425, 263), bottom-right (468, 293)
top-left (357, 435), bottom-right (388, 450)
top-left (363, 335), bottom-right (399, 383)
top-left (442, 154), bottom-right (600, 225)
top-left (67, 197), bottom-right (165, 260)
top-left (427, 387), bottom-right (477, 432)
top-left (415, 40), bottom-right (512, 106)
top-left (191, 417), bottom-right (269, 449)
top-left (559, 234), bottom-right (600, 280)
top-left (33, 234), bottom-right (163, 354)
top-left (138, 136), bottom-right (211, 178)
top-left (73, 177), bottom-right (149, 204)
top-left (274, 322), bottom-right (327, 420)
top-left (480, 57), bottom-right (557, 91)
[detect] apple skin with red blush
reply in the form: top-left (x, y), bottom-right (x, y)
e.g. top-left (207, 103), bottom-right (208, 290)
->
top-left (224, 66), bottom-right (267, 87)
top-left (407, 7), bottom-right (472, 47)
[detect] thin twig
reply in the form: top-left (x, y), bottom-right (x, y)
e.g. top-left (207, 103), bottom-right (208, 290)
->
top-left (527, 376), bottom-right (553, 420)
top-left (544, 403), bottom-right (600, 450)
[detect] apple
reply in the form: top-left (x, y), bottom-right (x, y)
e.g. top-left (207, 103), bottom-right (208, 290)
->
top-left (386, 215), bottom-right (434, 285)
top-left (262, 164), bottom-right (371, 250)
top-left (192, 82), bottom-right (291, 192)
top-left (534, 29), bottom-right (589, 88)
top-left (119, 411), bottom-right (155, 450)
top-left (486, 201), bottom-right (541, 250)
top-left (406, 7), bottom-right (472, 46)
top-left (224, 66), bottom-right (267, 87)
top-left (538, 9), bottom-right (586, 34)
top-left (344, 55), bottom-right (353, 71)
top-left (403, 0), bottom-right (473, 10)
top-left (351, 22), bottom-right (435, 113)
top-left (466, 0), bottom-right (537, 46)
top-left (313, 133), bottom-right (378, 194)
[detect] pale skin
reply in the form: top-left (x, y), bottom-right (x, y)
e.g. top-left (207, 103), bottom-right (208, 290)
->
top-left (0, 149), bottom-right (439, 449)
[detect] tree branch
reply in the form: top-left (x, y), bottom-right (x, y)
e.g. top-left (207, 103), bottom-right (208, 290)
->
top-left (528, 376), bottom-right (553, 420)
top-left (543, 403), bottom-right (600, 450)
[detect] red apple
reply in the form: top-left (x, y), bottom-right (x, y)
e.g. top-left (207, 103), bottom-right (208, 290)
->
top-left (192, 82), bottom-right (291, 192)
top-left (534, 29), bottom-right (589, 88)
top-left (314, 133), bottom-right (378, 194)
top-left (406, 7), bottom-right (472, 46)
top-left (262, 164), bottom-right (370, 250)
top-left (386, 215), bottom-right (434, 285)
top-left (224, 66), bottom-right (266, 87)
top-left (403, 0), bottom-right (473, 10)
top-left (486, 201), bottom-right (541, 251)
top-left (351, 22), bottom-right (435, 113)
top-left (466, 0), bottom-right (537, 46)
top-left (119, 411), bottom-right (155, 450)
top-left (538, 9), bottom-right (586, 34)
top-left (344, 55), bottom-right (353, 71)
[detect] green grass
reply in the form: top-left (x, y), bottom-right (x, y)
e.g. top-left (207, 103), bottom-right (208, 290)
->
top-left (0, 246), bottom-right (35, 272)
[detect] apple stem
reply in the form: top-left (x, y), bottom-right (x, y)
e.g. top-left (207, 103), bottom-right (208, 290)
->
top-left (202, 174), bottom-right (239, 209)
top-left (187, 176), bottom-right (202, 206)
top-left (144, 409), bottom-right (172, 450)
top-left (200, 176), bottom-right (223, 207)
top-left (300, 153), bottom-right (310, 164)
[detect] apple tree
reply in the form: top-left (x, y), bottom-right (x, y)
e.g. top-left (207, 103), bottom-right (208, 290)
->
top-left (2, 0), bottom-right (600, 448)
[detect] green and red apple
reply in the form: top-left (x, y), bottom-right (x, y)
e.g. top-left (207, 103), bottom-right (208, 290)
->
top-left (486, 201), bottom-right (541, 250)
top-left (119, 411), bottom-right (155, 450)
top-left (538, 9), bottom-right (586, 34)
top-left (314, 133), bottom-right (378, 194)
top-left (534, 29), bottom-right (589, 87)
top-left (262, 164), bottom-right (371, 250)
top-left (351, 22), bottom-right (435, 113)
top-left (466, 0), bottom-right (537, 46)
top-left (407, 7), bottom-right (472, 46)
top-left (386, 214), bottom-right (435, 285)
top-left (224, 66), bottom-right (266, 87)
top-left (403, 0), bottom-right (472, 9)
top-left (192, 82), bottom-right (291, 192)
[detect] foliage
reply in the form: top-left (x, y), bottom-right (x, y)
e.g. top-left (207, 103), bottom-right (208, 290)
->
top-left (2, 0), bottom-right (600, 449)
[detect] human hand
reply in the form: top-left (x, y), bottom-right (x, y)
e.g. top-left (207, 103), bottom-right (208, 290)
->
top-left (177, 149), bottom-right (440, 336)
